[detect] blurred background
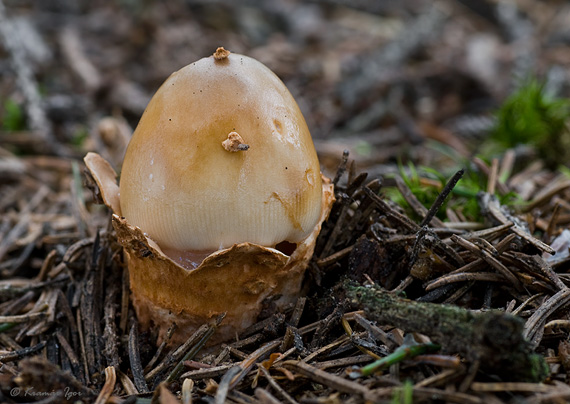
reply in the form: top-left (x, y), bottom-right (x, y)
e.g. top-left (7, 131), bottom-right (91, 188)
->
top-left (2, 1), bottom-right (569, 168)
top-left (1, 0), bottom-right (570, 184)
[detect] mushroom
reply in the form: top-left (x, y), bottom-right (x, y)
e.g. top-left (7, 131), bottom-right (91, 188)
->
top-left (84, 48), bottom-right (334, 346)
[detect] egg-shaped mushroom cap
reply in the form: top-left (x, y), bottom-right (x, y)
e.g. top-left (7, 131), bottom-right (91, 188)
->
top-left (119, 51), bottom-right (323, 252)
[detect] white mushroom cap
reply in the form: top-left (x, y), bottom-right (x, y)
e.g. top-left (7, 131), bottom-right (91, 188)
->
top-left (119, 49), bottom-right (323, 253)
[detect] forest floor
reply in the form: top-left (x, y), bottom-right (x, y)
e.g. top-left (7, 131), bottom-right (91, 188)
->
top-left (2, 1), bottom-right (570, 403)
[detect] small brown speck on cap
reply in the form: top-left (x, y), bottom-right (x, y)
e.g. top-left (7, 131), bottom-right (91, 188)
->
top-left (213, 47), bottom-right (231, 60)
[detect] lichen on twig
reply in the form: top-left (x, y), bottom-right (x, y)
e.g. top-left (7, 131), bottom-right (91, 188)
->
top-left (345, 282), bottom-right (549, 382)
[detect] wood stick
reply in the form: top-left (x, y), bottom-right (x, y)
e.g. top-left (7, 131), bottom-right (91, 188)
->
top-left (346, 283), bottom-right (548, 382)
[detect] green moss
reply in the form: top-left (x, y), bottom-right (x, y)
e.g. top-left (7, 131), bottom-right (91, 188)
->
top-left (385, 160), bottom-right (522, 223)
top-left (491, 79), bottom-right (570, 167)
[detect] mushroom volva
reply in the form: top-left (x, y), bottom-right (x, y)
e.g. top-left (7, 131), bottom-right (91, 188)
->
top-left (84, 48), bottom-right (334, 345)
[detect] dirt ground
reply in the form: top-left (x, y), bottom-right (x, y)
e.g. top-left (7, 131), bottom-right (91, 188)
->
top-left (2, 1), bottom-right (570, 403)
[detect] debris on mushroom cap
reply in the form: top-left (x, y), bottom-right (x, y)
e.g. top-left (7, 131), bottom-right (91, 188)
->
top-left (222, 131), bottom-right (249, 152)
top-left (213, 46), bottom-right (230, 60)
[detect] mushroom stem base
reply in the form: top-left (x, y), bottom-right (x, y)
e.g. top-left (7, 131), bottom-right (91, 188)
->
top-left (113, 213), bottom-right (327, 346)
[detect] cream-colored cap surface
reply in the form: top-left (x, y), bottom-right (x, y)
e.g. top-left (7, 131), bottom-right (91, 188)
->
top-left (119, 51), bottom-right (323, 252)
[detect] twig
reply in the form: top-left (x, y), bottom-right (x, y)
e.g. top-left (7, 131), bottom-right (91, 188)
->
top-left (0, 311), bottom-right (47, 324)
top-left (144, 323), bottom-right (177, 372)
top-left (80, 237), bottom-right (104, 379)
top-left (281, 360), bottom-right (374, 400)
top-left (128, 322), bottom-right (149, 393)
top-left (181, 379), bottom-right (194, 404)
top-left (315, 355), bottom-right (372, 370)
top-left (461, 222), bottom-right (514, 241)
top-left (346, 283), bottom-right (548, 382)
top-left (420, 169), bottom-right (464, 228)
top-left (363, 186), bottom-right (419, 232)
top-left (94, 366), bottom-right (116, 404)
top-left (55, 331), bottom-right (84, 384)
top-left (395, 176), bottom-right (445, 228)
top-left (255, 388), bottom-right (282, 404)
top-left (333, 150), bottom-right (350, 186)
top-left (411, 226), bottom-right (465, 268)
top-left (319, 193), bottom-right (350, 258)
top-left (524, 288), bottom-right (570, 347)
top-left (288, 297), bottom-right (306, 328)
top-left (0, 341), bottom-right (46, 362)
top-left (316, 244), bottom-right (354, 267)
top-left (229, 340), bottom-right (282, 390)
top-left (119, 266), bottom-right (129, 334)
top-left (414, 368), bottom-right (460, 388)
top-left (117, 369), bottom-right (138, 396)
top-left (146, 321), bottom-right (215, 381)
top-left (533, 255), bottom-right (567, 292)
top-left (102, 278), bottom-right (120, 368)
top-left (451, 234), bottom-right (523, 290)
top-left (214, 366), bottom-right (241, 404)
top-left (180, 364), bottom-right (233, 380)
top-left (479, 193), bottom-right (555, 254)
top-left (470, 381), bottom-right (553, 393)
top-left (165, 318), bottom-right (220, 383)
top-left (524, 180), bottom-right (570, 212)
top-left (257, 365), bottom-right (299, 404)
top-left (425, 272), bottom-right (507, 292)
top-left (76, 308), bottom-right (90, 385)
top-left (303, 335), bottom-right (350, 363)
top-left (352, 312), bottom-right (397, 348)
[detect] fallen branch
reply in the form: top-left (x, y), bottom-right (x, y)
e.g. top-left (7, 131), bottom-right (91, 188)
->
top-left (345, 283), bottom-right (548, 382)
